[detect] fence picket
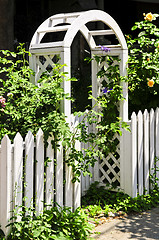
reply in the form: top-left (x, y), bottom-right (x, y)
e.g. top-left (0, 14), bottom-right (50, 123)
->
top-left (13, 133), bottom-right (23, 220)
top-left (143, 109), bottom-right (149, 194)
top-left (35, 129), bottom-right (44, 214)
top-left (137, 111), bottom-right (144, 195)
top-left (150, 108), bottom-right (155, 181)
top-left (156, 108), bottom-right (159, 182)
top-left (65, 115), bottom-right (74, 209)
top-left (25, 131), bottom-right (34, 209)
top-left (56, 142), bottom-right (63, 207)
top-left (131, 112), bottom-right (137, 197)
top-left (0, 135), bottom-right (12, 236)
top-left (74, 116), bottom-right (81, 209)
top-left (46, 136), bottom-right (54, 208)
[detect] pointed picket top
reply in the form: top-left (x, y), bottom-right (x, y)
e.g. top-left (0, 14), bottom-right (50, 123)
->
top-left (137, 110), bottom-right (143, 119)
top-left (131, 111), bottom-right (137, 121)
top-left (150, 108), bottom-right (155, 118)
top-left (1, 134), bottom-right (11, 146)
top-left (25, 130), bottom-right (34, 143)
top-left (144, 109), bottom-right (148, 117)
top-left (36, 128), bottom-right (44, 139)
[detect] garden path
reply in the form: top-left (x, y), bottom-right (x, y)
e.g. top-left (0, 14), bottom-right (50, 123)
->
top-left (91, 206), bottom-right (159, 239)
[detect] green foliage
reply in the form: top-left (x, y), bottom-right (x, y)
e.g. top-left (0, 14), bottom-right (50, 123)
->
top-left (7, 204), bottom-right (93, 240)
top-left (67, 55), bottom-right (130, 183)
top-left (0, 45), bottom-right (129, 184)
top-left (0, 44), bottom-right (70, 146)
top-left (127, 13), bottom-right (159, 114)
top-left (82, 179), bottom-right (159, 214)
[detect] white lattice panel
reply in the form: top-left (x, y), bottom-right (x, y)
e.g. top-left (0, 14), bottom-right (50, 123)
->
top-left (99, 133), bottom-right (120, 187)
top-left (35, 54), bottom-right (60, 83)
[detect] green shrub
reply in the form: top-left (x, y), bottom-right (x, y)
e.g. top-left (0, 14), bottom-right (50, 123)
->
top-left (7, 204), bottom-right (93, 240)
top-left (127, 12), bottom-right (159, 114)
top-left (82, 181), bottom-right (159, 214)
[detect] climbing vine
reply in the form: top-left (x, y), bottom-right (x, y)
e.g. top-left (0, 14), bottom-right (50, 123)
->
top-left (0, 44), bottom-right (129, 182)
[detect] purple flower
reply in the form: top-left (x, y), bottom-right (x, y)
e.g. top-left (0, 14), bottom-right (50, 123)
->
top-left (100, 45), bottom-right (110, 53)
top-left (103, 88), bottom-right (113, 94)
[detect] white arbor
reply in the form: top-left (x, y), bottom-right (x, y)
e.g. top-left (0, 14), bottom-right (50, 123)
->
top-left (29, 10), bottom-right (128, 193)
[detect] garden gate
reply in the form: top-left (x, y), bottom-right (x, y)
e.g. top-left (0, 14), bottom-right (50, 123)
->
top-left (29, 10), bottom-right (128, 198)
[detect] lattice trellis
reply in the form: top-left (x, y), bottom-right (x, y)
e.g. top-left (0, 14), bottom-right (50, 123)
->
top-left (96, 59), bottom-right (121, 187)
top-left (99, 133), bottom-right (120, 187)
top-left (29, 10), bottom-right (128, 193)
top-left (34, 54), bottom-right (60, 83)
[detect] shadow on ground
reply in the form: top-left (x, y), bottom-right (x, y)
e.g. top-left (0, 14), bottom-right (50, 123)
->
top-left (117, 208), bottom-right (159, 239)
top-left (92, 207), bottom-right (159, 240)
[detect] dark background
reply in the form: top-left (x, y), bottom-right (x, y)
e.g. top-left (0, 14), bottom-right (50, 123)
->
top-left (0, 0), bottom-right (159, 50)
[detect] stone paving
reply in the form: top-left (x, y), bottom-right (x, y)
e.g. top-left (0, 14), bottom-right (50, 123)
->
top-left (91, 207), bottom-right (159, 240)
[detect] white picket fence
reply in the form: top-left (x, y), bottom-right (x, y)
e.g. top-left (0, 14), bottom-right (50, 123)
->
top-left (1, 107), bottom-right (159, 235)
top-left (0, 122), bottom-right (81, 236)
top-left (121, 108), bottom-right (159, 198)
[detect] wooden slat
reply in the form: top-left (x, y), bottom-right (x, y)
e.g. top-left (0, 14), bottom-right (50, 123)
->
top-left (65, 115), bottom-right (74, 209)
top-left (150, 108), bottom-right (155, 182)
top-left (89, 29), bottom-right (114, 36)
top-left (35, 129), bottom-right (44, 215)
top-left (74, 115), bottom-right (81, 209)
top-left (25, 131), bottom-right (34, 209)
top-left (37, 25), bottom-right (70, 34)
top-left (137, 111), bottom-right (144, 195)
top-left (13, 133), bottom-right (23, 220)
top-left (143, 109), bottom-right (149, 194)
top-left (55, 142), bottom-right (63, 207)
top-left (155, 108), bottom-right (159, 183)
top-left (131, 113), bottom-right (137, 197)
top-left (30, 42), bottom-right (64, 50)
top-left (46, 136), bottom-right (54, 208)
top-left (0, 135), bottom-right (12, 236)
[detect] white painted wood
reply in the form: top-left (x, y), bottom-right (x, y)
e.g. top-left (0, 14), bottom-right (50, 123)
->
top-left (89, 29), bottom-right (114, 36)
top-left (131, 112), bottom-right (137, 197)
top-left (63, 10), bottom-right (127, 49)
top-left (65, 115), bottom-right (74, 209)
top-left (0, 135), bottom-right (12, 236)
top-left (120, 121), bottom-right (132, 196)
top-left (37, 25), bottom-right (70, 34)
top-left (137, 111), bottom-right (144, 195)
top-left (60, 47), bottom-right (71, 119)
top-left (155, 108), bottom-right (159, 183)
top-left (46, 136), bottom-right (54, 208)
top-left (119, 50), bottom-right (128, 122)
top-left (25, 131), bottom-right (34, 209)
top-left (65, 157), bottom-right (73, 209)
top-left (143, 109), bottom-right (149, 194)
top-left (150, 108), bottom-right (155, 181)
top-left (13, 133), bottom-right (23, 220)
top-left (35, 129), bottom-right (44, 215)
top-left (30, 42), bottom-right (64, 49)
top-left (30, 10), bottom-right (127, 49)
top-left (55, 142), bottom-right (63, 207)
top-left (74, 116), bottom-right (81, 209)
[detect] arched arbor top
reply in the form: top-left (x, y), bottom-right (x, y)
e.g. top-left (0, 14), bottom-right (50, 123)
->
top-left (30, 10), bottom-right (127, 50)
top-left (29, 10), bottom-right (128, 121)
